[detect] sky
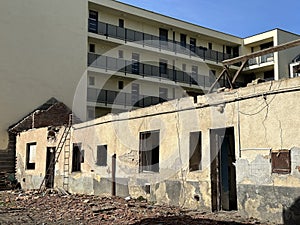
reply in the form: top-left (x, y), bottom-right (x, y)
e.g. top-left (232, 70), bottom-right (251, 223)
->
top-left (117, 0), bottom-right (300, 38)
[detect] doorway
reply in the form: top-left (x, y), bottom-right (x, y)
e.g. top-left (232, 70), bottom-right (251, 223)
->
top-left (45, 147), bottom-right (55, 188)
top-left (210, 127), bottom-right (237, 211)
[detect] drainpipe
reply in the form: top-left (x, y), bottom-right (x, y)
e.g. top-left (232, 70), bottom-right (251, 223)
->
top-left (112, 154), bottom-right (116, 196)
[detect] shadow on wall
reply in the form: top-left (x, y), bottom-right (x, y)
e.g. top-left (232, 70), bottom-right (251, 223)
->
top-left (283, 197), bottom-right (300, 225)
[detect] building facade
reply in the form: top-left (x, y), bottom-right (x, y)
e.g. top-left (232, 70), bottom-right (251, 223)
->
top-left (15, 77), bottom-right (300, 224)
top-left (0, 0), bottom-right (299, 149)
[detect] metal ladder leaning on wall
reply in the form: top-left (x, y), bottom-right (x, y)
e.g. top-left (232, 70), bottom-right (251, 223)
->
top-left (38, 114), bottom-right (72, 193)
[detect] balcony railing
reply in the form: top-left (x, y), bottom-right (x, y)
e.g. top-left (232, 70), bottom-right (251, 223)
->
top-left (88, 19), bottom-right (236, 63)
top-left (87, 88), bottom-right (169, 108)
top-left (248, 53), bottom-right (274, 66)
top-left (88, 53), bottom-right (215, 88)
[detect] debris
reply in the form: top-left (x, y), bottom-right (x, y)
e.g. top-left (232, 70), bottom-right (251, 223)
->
top-left (0, 191), bottom-right (272, 224)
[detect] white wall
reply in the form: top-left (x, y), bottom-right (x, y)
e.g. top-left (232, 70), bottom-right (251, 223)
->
top-left (0, 0), bottom-right (87, 148)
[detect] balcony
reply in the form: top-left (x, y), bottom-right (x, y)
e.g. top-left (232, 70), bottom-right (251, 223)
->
top-left (88, 19), bottom-right (235, 63)
top-left (88, 53), bottom-right (214, 88)
top-left (248, 53), bottom-right (274, 66)
top-left (87, 88), bottom-right (170, 108)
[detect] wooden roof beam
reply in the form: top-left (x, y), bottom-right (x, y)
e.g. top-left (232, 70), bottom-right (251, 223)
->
top-left (223, 38), bottom-right (300, 66)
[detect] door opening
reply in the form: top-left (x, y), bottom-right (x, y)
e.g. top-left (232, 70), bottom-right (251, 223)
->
top-left (210, 127), bottom-right (237, 211)
top-left (45, 147), bottom-right (55, 188)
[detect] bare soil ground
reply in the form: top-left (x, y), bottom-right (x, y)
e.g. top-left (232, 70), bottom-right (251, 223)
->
top-left (0, 190), bottom-right (274, 225)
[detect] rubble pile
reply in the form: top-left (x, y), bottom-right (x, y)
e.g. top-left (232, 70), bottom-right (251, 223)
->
top-left (0, 190), bottom-right (272, 224)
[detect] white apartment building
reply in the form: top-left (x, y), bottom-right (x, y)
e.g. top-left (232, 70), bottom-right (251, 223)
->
top-left (86, 0), bottom-right (300, 119)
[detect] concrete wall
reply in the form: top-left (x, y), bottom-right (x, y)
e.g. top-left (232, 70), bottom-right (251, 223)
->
top-left (0, 0), bottom-right (87, 149)
top-left (15, 76), bottom-right (300, 223)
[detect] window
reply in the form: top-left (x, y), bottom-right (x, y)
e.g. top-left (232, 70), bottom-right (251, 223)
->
top-left (119, 19), bottom-right (124, 28)
top-left (260, 41), bottom-right (273, 50)
top-left (26, 143), bottom-right (36, 170)
top-left (72, 143), bottom-right (82, 172)
top-left (132, 53), bottom-right (140, 74)
top-left (87, 107), bottom-right (95, 120)
top-left (159, 28), bottom-right (168, 42)
top-left (159, 59), bottom-right (168, 75)
top-left (226, 46), bottom-right (232, 55)
top-left (88, 10), bottom-right (98, 33)
top-left (88, 76), bottom-right (95, 86)
top-left (180, 34), bottom-right (187, 47)
top-left (159, 87), bottom-right (168, 101)
top-left (191, 66), bottom-right (198, 84)
top-left (139, 130), bottom-right (160, 172)
top-left (89, 44), bottom-right (95, 53)
top-left (118, 81), bottom-right (124, 90)
top-left (271, 150), bottom-right (291, 174)
top-left (208, 42), bottom-right (212, 50)
top-left (118, 50), bottom-right (124, 58)
top-left (182, 64), bottom-right (186, 71)
top-left (131, 83), bottom-right (140, 106)
top-left (190, 38), bottom-right (196, 52)
top-left (97, 145), bottom-right (107, 166)
top-left (189, 132), bottom-right (202, 171)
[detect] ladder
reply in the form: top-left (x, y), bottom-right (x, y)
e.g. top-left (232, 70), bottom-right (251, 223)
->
top-left (39, 115), bottom-right (72, 192)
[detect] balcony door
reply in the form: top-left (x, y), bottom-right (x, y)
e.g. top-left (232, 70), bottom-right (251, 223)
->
top-left (88, 10), bottom-right (98, 33)
top-left (131, 83), bottom-right (140, 106)
top-left (132, 53), bottom-right (140, 75)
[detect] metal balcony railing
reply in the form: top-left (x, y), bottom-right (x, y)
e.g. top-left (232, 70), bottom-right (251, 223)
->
top-left (87, 88), bottom-right (170, 108)
top-left (88, 19), bottom-right (236, 63)
top-left (248, 53), bottom-right (274, 66)
top-left (88, 53), bottom-right (214, 88)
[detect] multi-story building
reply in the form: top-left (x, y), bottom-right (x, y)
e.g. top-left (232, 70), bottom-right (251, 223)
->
top-left (85, 0), bottom-right (300, 119)
top-left (0, 0), bottom-right (299, 158)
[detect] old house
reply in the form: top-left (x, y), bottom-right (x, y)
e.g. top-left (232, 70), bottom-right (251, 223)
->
top-left (14, 76), bottom-right (300, 224)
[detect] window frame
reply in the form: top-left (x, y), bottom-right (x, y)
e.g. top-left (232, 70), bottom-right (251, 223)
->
top-left (26, 142), bottom-right (37, 170)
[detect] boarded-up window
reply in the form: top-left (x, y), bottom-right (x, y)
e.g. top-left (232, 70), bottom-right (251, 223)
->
top-left (189, 132), bottom-right (202, 171)
top-left (26, 142), bottom-right (36, 170)
top-left (139, 130), bottom-right (160, 172)
top-left (271, 150), bottom-right (291, 174)
top-left (97, 145), bottom-right (107, 166)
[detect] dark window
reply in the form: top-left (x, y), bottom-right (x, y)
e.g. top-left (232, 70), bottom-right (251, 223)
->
top-left (159, 28), bottom-right (168, 42)
top-left (190, 38), bottom-right (196, 52)
top-left (119, 19), bottom-right (124, 28)
top-left (72, 143), bottom-right (82, 172)
top-left (88, 10), bottom-right (98, 33)
top-left (260, 41), bottom-right (273, 50)
top-left (251, 47), bottom-right (254, 53)
top-left (89, 44), bottom-right (95, 53)
top-left (226, 46), bottom-right (232, 55)
top-left (26, 142), bottom-right (36, 170)
top-left (271, 150), bottom-right (291, 174)
top-left (97, 145), bottom-right (107, 166)
top-left (180, 34), bottom-right (187, 47)
top-left (208, 42), bottom-right (212, 50)
top-left (118, 50), bottom-right (124, 58)
top-left (118, 81), bottom-right (124, 89)
top-left (159, 59), bottom-right (168, 75)
top-left (189, 132), bottom-right (202, 171)
top-left (182, 64), bottom-right (186, 71)
top-left (264, 70), bottom-right (274, 81)
top-left (139, 130), bottom-right (160, 172)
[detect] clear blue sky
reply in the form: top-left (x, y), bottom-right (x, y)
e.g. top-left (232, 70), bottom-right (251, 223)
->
top-left (117, 0), bottom-right (300, 38)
